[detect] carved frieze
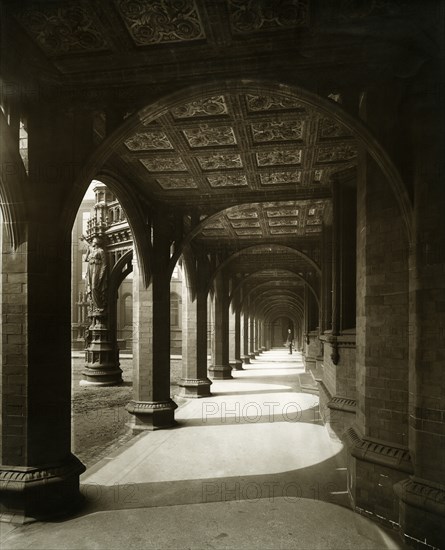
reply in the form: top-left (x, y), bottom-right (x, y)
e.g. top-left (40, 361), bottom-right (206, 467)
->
top-left (256, 150), bottom-right (302, 166)
top-left (125, 131), bottom-right (173, 150)
top-left (229, 0), bottom-right (310, 34)
top-left (260, 170), bottom-right (302, 185)
top-left (171, 96), bottom-right (228, 119)
top-left (14, 2), bottom-right (111, 55)
top-left (183, 125), bottom-right (237, 147)
top-left (196, 153), bottom-right (242, 170)
top-left (115, 0), bottom-right (205, 45)
top-left (207, 174), bottom-right (247, 187)
top-left (140, 156), bottom-right (186, 171)
top-left (156, 176), bottom-right (197, 189)
top-left (317, 145), bottom-right (357, 163)
top-left (251, 121), bottom-right (304, 143)
top-left (246, 94), bottom-right (305, 112)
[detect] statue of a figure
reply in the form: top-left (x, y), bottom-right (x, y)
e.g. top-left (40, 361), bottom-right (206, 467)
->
top-left (81, 236), bottom-right (108, 312)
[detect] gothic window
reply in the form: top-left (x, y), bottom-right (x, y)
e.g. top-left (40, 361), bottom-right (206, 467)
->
top-left (170, 292), bottom-right (181, 328)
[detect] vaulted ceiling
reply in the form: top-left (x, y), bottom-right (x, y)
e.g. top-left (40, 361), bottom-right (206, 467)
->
top-left (3, 0), bottom-right (425, 306)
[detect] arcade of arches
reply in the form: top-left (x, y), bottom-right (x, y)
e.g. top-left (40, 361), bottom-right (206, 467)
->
top-left (0, 1), bottom-right (444, 548)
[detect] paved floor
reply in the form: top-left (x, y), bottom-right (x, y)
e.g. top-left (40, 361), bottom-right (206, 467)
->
top-left (1, 350), bottom-right (406, 549)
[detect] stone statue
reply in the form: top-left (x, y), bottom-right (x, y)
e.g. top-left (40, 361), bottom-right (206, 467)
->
top-left (81, 235), bottom-right (108, 312)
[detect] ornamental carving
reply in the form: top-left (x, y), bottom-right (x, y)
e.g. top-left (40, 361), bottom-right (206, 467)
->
top-left (229, 0), bottom-right (310, 34)
top-left (156, 176), bottom-right (197, 189)
top-left (197, 153), bottom-right (242, 170)
top-left (124, 131), bottom-right (173, 150)
top-left (183, 125), bottom-right (236, 147)
top-left (115, 0), bottom-right (205, 45)
top-left (314, 169), bottom-right (323, 181)
top-left (140, 156), bottom-right (186, 171)
top-left (305, 225), bottom-right (322, 233)
top-left (260, 171), bottom-right (302, 185)
top-left (317, 145), bottom-right (357, 163)
top-left (320, 118), bottom-right (351, 139)
top-left (251, 121), bottom-right (304, 143)
top-left (246, 94), bottom-right (305, 112)
top-left (15, 2), bottom-right (110, 55)
top-left (207, 174), bottom-right (247, 187)
top-left (171, 96), bottom-right (228, 119)
top-left (256, 150), bottom-right (302, 166)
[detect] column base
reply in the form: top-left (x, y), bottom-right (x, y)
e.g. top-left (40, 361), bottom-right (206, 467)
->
top-left (80, 366), bottom-right (123, 386)
top-left (230, 360), bottom-right (244, 370)
top-left (253, 349), bottom-right (261, 357)
top-left (395, 477), bottom-right (445, 549)
top-left (178, 378), bottom-right (212, 398)
top-left (242, 355), bottom-right (250, 365)
top-left (208, 364), bottom-right (233, 380)
top-left (126, 399), bottom-right (177, 431)
top-left (248, 353), bottom-right (256, 360)
top-left (0, 454), bottom-right (85, 524)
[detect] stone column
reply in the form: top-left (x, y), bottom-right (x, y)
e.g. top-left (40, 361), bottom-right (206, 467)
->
top-left (178, 257), bottom-right (212, 398)
top-left (208, 272), bottom-right (232, 380)
top-left (0, 104), bottom-right (92, 522)
top-left (254, 318), bottom-right (260, 356)
top-left (248, 311), bottom-right (256, 360)
top-left (346, 149), bottom-right (410, 525)
top-left (393, 60), bottom-right (445, 547)
top-left (242, 310), bottom-right (250, 364)
top-left (232, 308), bottom-right (243, 370)
top-left (126, 213), bottom-right (177, 429)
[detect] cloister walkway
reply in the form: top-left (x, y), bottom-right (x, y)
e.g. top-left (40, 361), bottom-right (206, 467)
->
top-left (2, 350), bottom-right (405, 550)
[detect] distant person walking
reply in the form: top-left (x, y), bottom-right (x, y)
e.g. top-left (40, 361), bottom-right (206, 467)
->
top-left (285, 329), bottom-right (294, 355)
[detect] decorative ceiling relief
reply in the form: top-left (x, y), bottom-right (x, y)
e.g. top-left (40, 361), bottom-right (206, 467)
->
top-left (156, 176), bottom-right (197, 189)
top-left (197, 153), bottom-right (242, 170)
top-left (319, 118), bottom-right (351, 139)
top-left (314, 169), bottom-right (323, 181)
top-left (246, 94), bottom-right (305, 112)
top-left (227, 210), bottom-right (258, 220)
top-left (266, 207), bottom-right (300, 217)
top-left (317, 144), bottom-right (357, 163)
top-left (171, 96), bottom-right (228, 119)
top-left (260, 171), bottom-right (302, 185)
top-left (305, 225), bottom-right (322, 233)
top-left (14, 2), bottom-right (111, 55)
top-left (256, 150), bottom-right (302, 166)
top-left (269, 227), bottom-right (300, 235)
top-left (183, 125), bottom-right (237, 147)
top-left (230, 220), bottom-right (261, 228)
top-left (207, 174), bottom-right (248, 187)
top-left (124, 131), bottom-right (173, 150)
top-left (235, 228), bottom-right (263, 236)
top-left (268, 219), bottom-right (299, 226)
top-left (140, 156), bottom-right (186, 171)
top-left (115, 0), bottom-right (205, 45)
top-left (251, 121), bottom-right (304, 143)
top-left (228, 0), bottom-right (310, 34)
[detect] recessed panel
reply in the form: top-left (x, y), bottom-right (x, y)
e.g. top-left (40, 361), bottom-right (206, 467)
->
top-left (260, 171), bottom-right (302, 185)
top-left (183, 126), bottom-right (236, 147)
top-left (171, 96), bottom-right (228, 119)
top-left (125, 131), bottom-right (173, 151)
top-left (197, 153), bottom-right (242, 170)
top-left (207, 174), bottom-right (247, 187)
top-left (256, 150), bottom-right (302, 166)
top-left (140, 156), bottom-right (186, 171)
top-left (251, 121), bottom-right (304, 143)
top-left (156, 176), bottom-right (197, 189)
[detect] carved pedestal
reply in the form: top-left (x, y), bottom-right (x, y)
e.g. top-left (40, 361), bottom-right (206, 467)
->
top-left (0, 455), bottom-right (85, 523)
top-left (208, 364), bottom-right (233, 380)
top-left (178, 377), bottom-right (212, 398)
top-left (126, 399), bottom-right (178, 431)
top-left (81, 312), bottom-right (122, 386)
